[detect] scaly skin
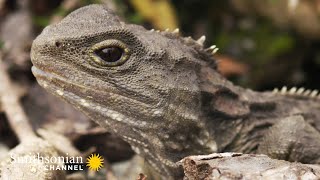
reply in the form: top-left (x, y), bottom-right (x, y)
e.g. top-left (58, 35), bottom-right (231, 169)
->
top-left (30, 5), bottom-right (320, 179)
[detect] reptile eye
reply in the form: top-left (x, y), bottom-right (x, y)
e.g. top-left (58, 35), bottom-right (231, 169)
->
top-left (94, 47), bottom-right (123, 63)
top-left (89, 40), bottom-right (130, 67)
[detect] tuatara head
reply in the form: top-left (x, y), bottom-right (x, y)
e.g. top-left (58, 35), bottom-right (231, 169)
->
top-left (31, 4), bottom-right (217, 178)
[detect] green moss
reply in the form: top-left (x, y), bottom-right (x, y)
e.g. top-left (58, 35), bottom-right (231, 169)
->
top-left (0, 40), bottom-right (3, 49)
top-left (33, 15), bottom-right (50, 27)
top-left (215, 32), bottom-right (231, 52)
top-left (215, 19), bottom-right (295, 66)
top-left (81, 0), bottom-right (102, 4)
top-left (264, 35), bottom-right (294, 58)
top-left (53, 7), bottom-right (68, 17)
top-left (127, 13), bottom-right (144, 24)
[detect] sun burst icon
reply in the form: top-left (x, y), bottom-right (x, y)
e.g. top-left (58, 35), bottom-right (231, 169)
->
top-left (86, 153), bottom-right (104, 171)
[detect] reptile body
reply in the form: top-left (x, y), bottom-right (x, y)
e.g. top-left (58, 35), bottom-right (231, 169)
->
top-left (30, 5), bottom-right (320, 178)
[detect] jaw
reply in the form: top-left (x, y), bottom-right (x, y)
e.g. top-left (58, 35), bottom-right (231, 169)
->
top-left (31, 68), bottom-right (217, 178)
top-left (32, 66), bottom-right (157, 128)
top-left (32, 66), bottom-right (180, 177)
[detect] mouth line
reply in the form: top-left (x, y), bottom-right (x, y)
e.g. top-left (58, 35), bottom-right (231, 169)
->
top-left (31, 65), bottom-right (159, 110)
top-left (32, 66), bottom-right (135, 100)
top-left (32, 66), bottom-right (90, 91)
top-left (32, 66), bottom-right (155, 129)
top-left (31, 66), bottom-right (128, 102)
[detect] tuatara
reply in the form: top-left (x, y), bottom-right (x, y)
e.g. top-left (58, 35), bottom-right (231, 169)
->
top-left (30, 4), bottom-right (320, 179)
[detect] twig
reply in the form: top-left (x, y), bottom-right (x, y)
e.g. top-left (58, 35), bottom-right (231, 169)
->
top-left (0, 52), bottom-right (36, 142)
top-left (0, 52), bottom-right (66, 179)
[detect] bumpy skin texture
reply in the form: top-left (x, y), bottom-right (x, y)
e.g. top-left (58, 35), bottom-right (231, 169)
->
top-left (31, 5), bottom-right (320, 179)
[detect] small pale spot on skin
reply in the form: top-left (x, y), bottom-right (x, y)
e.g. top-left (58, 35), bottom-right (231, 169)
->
top-left (204, 131), bottom-right (210, 137)
top-left (153, 110), bottom-right (162, 116)
top-left (110, 113), bottom-right (123, 121)
top-left (144, 148), bottom-right (149, 153)
top-left (197, 138), bottom-right (205, 145)
top-left (141, 121), bottom-right (147, 126)
top-left (56, 89), bottom-right (64, 96)
top-left (43, 82), bottom-right (48, 88)
top-left (131, 146), bottom-right (140, 154)
top-left (80, 99), bottom-right (89, 107)
top-left (96, 105), bottom-right (102, 110)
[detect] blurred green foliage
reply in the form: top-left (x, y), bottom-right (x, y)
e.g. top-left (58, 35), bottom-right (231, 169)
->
top-left (33, 16), bottom-right (50, 27)
top-left (129, 0), bottom-right (178, 30)
top-left (217, 23), bottom-right (295, 65)
top-left (30, 0), bottom-right (319, 89)
top-left (0, 40), bottom-right (3, 49)
top-left (33, 0), bottom-right (103, 28)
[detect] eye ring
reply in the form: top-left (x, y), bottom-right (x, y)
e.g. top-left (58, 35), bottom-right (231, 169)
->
top-left (89, 40), bottom-right (130, 67)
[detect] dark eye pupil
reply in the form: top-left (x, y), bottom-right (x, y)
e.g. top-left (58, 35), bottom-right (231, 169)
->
top-left (95, 47), bottom-right (123, 62)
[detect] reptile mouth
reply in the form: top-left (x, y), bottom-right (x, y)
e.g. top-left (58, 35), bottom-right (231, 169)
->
top-left (32, 66), bottom-right (61, 83)
top-left (32, 66), bottom-right (124, 100)
top-left (32, 66), bottom-right (89, 91)
top-left (32, 66), bottom-right (157, 129)
top-left (31, 66), bottom-right (160, 113)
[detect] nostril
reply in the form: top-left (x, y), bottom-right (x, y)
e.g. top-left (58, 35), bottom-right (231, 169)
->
top-left (55, 41), bottom-right (61, 47)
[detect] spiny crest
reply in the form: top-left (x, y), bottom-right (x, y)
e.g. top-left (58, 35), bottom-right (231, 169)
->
top-left (149, 28), bottom-right (219, 68)
top-left (272, 86), bottom-right (320, 99)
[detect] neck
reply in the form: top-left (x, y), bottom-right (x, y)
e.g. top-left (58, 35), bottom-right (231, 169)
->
top-left (198, 65), bottom-right (278, 151)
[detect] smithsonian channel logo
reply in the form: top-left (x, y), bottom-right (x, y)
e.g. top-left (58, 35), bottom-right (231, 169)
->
top-left (10, 153), bottom-right (104, 171)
